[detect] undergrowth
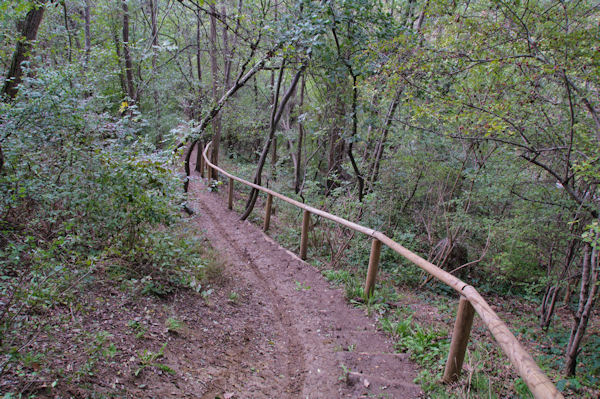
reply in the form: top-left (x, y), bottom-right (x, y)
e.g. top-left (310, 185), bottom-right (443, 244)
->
top-left (0, 68), bottom-right (220, 396)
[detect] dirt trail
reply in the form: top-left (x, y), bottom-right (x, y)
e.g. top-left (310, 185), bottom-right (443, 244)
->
top-left (187, 166), bottom-right (421, 398)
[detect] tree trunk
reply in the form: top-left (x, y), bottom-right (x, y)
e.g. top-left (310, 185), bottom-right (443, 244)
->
top-left (271, 136), bottom-right (277, 180)
top-left (182, 49), bottom-right (276, 194)
top-left (540, 237), bottom-right (577, 330)
top-left (149, 0), bottom-right (161, 141)
top-left (2, 4), bottom-right (45, 99)
top-left (222, 6), bottom-right (231, 92)
top-left (294, 74), bottom-right (305, 193)
top-left (241, 61), bottom-right (285, 220)
top-left (327, 92), bottom-right (346, 193)
top-left (370, 87), bottom-right (402, 185)
top-left (113, 29), bottom-right (128, 97)
top-left (195, 7), bottom-right (203, 118)
top-left (565, 240), bottom-right (599, 376)
top-left (208, 3), bottom-right (222, 179)
top-left (539, 285), bottom-right (559, 331)
top-left (253, 74), bottom-right (258, 104)
top-left (563, 280), bottom-right (573, 304)
top-left (221, 5), bottom-right (234, 149)
top-left (84, 0), bottom-right (91, 66)
top-left (347, 74), bottom-right (364, 201)
top-left (229, 0), bottom-right (244, 84)
top-left (184, 140), bottom-right (196, 194)
top-left (362, 91), bottom-right (380, 164)
top-left (149, 0), bottom-right (159, 85)
top-left (121, 0), bottom-right (135, 102)
top-left (269, 65), bottom-right (276, 179)
top-left (195, 9), bottom-right (202, 83)
top-left (195, 140), bottom-right (204, 173)
top-left (61, 0), bottom-right (72, 63)
top-left (0, 143), bottom-right (4, 174)
top-left (241, 63), bottom-right (305, 220)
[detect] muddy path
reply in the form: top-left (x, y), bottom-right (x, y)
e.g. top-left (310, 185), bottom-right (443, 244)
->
top-left (186, 164), bottom-right (421, 398)
top-left (5, 161), bottom-right (421, 399)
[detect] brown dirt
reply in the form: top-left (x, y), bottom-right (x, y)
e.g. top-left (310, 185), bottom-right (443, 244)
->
top-left (183, 174), bottom-right (422, 398)
top-left (2, 167), bottom-right (421, 399)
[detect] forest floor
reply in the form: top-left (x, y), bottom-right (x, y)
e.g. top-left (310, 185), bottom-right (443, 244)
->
top-left (5, 152), bottom-right (598, 398)
top-left (175, 174), bottom-right (422, 398)
top-left (3, 168), bottom-right (423, 398)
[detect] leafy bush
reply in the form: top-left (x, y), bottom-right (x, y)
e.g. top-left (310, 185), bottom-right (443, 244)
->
top-left (0, 66), bottom-right (202, 390)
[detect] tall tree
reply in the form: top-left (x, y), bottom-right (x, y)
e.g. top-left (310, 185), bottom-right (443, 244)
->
top-left (241, 63), bottom-right (306, 220)
top-left (1, 2), bottom-right (46, 99)
top-left (61, 0), bottom-right (72, 62)
top-left (121, 0), bottom-right (135, 102)
top-left (565, 237), bottom-right (599, 375)
top-left (294, 74), bottom-right (305, 193)
top-left (84, 0), bottom-right (91, 66)
top-left (369, 87), bottom-right (402, 185)
top-left (1, 0), bottom-right (48, 174)
top-left (208, 2), bottom-right (222, 179)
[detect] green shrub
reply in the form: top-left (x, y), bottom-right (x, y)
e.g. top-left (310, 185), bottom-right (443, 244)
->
top-left (0, 66), bottom-right (204, 390)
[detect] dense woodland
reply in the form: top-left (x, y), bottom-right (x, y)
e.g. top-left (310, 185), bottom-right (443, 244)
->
top-left (1, 0), bottom-right (599, 397)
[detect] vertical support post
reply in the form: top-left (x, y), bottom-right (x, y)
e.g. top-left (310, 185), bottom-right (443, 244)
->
top-left (300, 210), bottom-right (310, 260)
top-left (228, 178), bottom-right (234, 210)
top-left (264, 193), bottom-right (273, 231)
top-left (443, 296), bottom-right (475, 383)
top-left (364, 238), bottom-right (382, 298)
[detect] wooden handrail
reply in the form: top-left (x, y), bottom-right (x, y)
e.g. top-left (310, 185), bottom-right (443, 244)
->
top-left (200, 142), bottom-right (563, 399)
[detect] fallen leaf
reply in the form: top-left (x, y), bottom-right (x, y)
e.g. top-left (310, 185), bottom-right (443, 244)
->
top-left (224, 393), bottom-right (234, 399)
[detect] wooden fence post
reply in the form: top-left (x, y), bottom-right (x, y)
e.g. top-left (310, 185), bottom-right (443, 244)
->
top-left (228, 178), bottom-right (234, 210)
top-left (443, 296), bottom-right (475, 383)
top-left (300, 210), bottom-right (310, 260)
top-left (264, 193), bottom-right (273, 231)
top-left (364, 238), bottom-right (382, 298)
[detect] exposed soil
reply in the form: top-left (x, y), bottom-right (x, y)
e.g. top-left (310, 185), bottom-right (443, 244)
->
top-left (2, 164), bottom-right (421, 398)
top-left (6, 152), bottom-right (597, 398)
top-left (184, 174), bottom-right (422, 398)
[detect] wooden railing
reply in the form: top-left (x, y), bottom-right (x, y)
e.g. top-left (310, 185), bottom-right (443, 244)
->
top-left (199, 142), bottom-right (563, 399)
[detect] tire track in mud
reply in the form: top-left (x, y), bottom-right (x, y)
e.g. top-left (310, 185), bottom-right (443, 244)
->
top-left (195, 198), bottom-right (307, 396)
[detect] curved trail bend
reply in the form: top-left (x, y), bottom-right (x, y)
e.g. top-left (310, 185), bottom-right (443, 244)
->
top-left (188, 166), bottom-right (421, 398)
